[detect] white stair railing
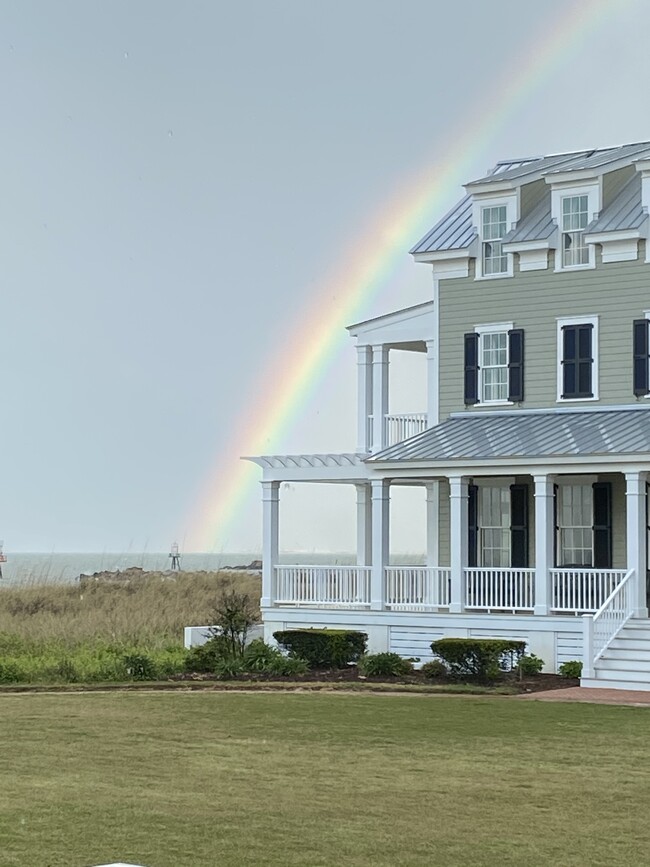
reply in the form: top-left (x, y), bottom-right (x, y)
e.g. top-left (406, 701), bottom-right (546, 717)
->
top-left (582, 568), bottom-right (635, 679)
top-left (385, 567), bottom-right (451, 610)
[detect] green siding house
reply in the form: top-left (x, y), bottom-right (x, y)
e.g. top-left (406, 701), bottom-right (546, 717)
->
top-left (248, 142), bottom-right (650, 690)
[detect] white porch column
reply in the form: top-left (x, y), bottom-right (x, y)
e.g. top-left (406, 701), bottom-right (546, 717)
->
top-left (425, 339), bottom-right (438, 429)
top-left (371, 345), bottom-right (389, 453)
top-left (261, 480), bottom-right (280, 609)
top-left (425, 481), bottom-right (439, 567)
top-left (448, 475), bottom-right (468, 613)
top-left (370, 479), bottom-right (390, 610)
top-left (625, 471), bottom-right (648, 618)
top-left (356, 345), bottom-right (373, 453)
top-left (355, 482), bottom-right (372, 566)
top-left (533, 474), bottom-right (555, 616)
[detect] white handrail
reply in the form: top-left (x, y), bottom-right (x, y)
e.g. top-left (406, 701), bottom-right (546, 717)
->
top-left (464, 567), bottom-right (535, 611)
top-left (582, 568), bottom-right (635, 679)
top-left (274, 565), bottom-right (371, 607)
top-left (385, 566), bottom-right (451, 610)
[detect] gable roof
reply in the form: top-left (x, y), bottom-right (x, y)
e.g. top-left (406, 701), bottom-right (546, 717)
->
top-left (367, 408), bottom-right (650, 464)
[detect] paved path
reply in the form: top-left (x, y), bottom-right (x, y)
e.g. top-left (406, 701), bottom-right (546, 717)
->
top-left (520, 686), bottom-right (650, 706)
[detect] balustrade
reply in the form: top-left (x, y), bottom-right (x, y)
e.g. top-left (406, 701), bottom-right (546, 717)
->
top-left (464, 568), bottom-right (535, 611)
top-left (385, 566), bottom-right (451, 610)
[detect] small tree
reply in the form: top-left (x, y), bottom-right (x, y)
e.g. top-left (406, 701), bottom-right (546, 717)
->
top-left (210, 586), bottom-right (259, 657)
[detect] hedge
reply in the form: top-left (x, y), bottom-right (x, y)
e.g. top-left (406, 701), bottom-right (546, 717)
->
top-left (430, 638), bottom-right (526, 682)
top-left (273, 629), bottom-right (367, 669)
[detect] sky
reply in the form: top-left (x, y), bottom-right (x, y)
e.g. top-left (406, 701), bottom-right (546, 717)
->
top-left (2, 0), bottom-right (649, 555)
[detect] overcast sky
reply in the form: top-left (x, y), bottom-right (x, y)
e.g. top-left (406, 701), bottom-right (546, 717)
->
top-left (2, 0), bottom-right (648, 554)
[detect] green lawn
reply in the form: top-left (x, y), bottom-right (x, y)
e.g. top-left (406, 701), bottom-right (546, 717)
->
top-left (1, 693), bottom-right (649, 866)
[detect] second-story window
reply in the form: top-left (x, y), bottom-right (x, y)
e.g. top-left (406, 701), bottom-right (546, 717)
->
top-left (480, 331), bottom-right (508, 402)
top-left (558, 317), bottom-right (598, 400)
top-left (482, 206), bottom-right (507, 275)
top-left (561, 195), bottom-right (589, 267)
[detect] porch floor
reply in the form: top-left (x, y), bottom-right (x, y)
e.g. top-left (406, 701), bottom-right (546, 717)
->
top-left (519, 687), bottom-right (650, 706)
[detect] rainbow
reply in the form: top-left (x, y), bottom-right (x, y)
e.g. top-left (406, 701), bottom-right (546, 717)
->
top-left (187, 0), bottom-right (633, 552)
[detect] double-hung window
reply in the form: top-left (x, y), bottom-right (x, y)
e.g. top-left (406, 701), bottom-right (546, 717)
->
top-left (557, 316), bottom-right (598, 401)
top-left (482, 206), bottom-right (507, 275)
top-left (561, 195), bottom-right (589, 267)
top-left (465, 325), bottom-right (524, 405)
top-left (478, 486), bottom-right (511, 568)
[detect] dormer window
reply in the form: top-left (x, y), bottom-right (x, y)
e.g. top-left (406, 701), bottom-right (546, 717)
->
top-left (561, 195), bottom-right (589, 267)
top-left (481, 206), bottom-right (507, 275)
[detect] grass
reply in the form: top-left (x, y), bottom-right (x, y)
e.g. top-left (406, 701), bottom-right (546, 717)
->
top-left (1, 692), bottom-right (650, 866)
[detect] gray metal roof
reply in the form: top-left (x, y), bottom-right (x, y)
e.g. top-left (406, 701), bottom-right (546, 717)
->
top-left (504, 191), bottom-right (555, 244)
top-left (410, 195), bottom-right (476, 254)
top-left (587, 173), bottom-right (647, 234)
top-left (367, 409), bottom-right (650, 464)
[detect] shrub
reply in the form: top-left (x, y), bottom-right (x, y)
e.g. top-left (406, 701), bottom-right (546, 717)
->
top-left (517, 654), bottom-right (545, 676)
top-left (211, 587), bottom-right (259, 657)
top-left (268, 655), bottom-right (309, 676)
top-left (184, 634), bottom-right (232, 673)
top-left (243, 638), bottom-right (282, 671)
top-left (559, 660), bottom-right (583, 679)
top-left (213, 657), bottom-right (246, 680)
top-left (274, 630), bottom-right (367, 669)
top-left (0, 661), bottom-right (24, 683)
top-left (420, 660), bottom-right (448, 680)
top-left (358, 653), bottom-right (413, 678)
top-left (430, 638), bottom-right (526, 682)
top-left (123, 653), bottom-right (158, 681)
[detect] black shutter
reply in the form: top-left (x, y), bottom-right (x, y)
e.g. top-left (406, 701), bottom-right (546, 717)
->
top-left (464, 333), bottom-right (479, 405)
top-left (633, 319), bottom-right (649, 396)
top-left (508, 329), bottom-right (525, 402)
top-left (562, 324), bottom-right (593, 398)
top-left (593, 482), bottom-right (612, 569)
top-left (468, 484), bottom-right (478, 567)
top-left (510, 484), bottom-right (529, 567)
top-left (553, 484), bottom-right (559, 568)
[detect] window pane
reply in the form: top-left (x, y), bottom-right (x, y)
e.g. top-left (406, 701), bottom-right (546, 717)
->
top-left (557, 484), bottom-right (593, 566)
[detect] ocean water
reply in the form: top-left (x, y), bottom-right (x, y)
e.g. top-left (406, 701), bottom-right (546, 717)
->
top-left (0, 551), bottom-right (363, 584)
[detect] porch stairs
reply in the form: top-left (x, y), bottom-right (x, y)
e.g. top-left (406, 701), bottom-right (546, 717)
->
top-left (581, 619), bottom-right (650, 691)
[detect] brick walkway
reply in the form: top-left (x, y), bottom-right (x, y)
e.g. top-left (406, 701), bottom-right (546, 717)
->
top-left (519, 686), bottom-right (650, 706)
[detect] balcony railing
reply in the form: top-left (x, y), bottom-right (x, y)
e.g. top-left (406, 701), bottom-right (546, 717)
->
top-left (274, 566), bottom-right (371, 607)
top-left (384, 413), bottom-right (427, 447)
top-left (385, 566), bottom-right (451, 610)
top-left (550, 568), bottom-right (628, 614)
top-left (465, 567), bottom-right (535, 612)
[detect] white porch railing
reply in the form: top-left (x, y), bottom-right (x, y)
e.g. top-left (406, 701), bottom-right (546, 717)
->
top-left (550, 569), bottom-right (627, 613)
top-left (464, 568), bottom-right (535, 611)
top-left (274, 566), bottom-right (371, 607)
top-left (385, 567), bottom-right (451, 610)
top-left (582, 568), bottom-right (635, 678)
top-left (383, 413), bottom-right (427, 447)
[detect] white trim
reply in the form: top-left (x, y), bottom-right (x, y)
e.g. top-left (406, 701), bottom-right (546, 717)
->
top-left (472, 193), bottom-right (518, 280)
top-left (585, 230), bottom-right (642, 264)
top-left (474, 476), bottom-right (516, 487)
top-left (474, 322), bottom-right (514, 406)
top-left (556, 314), bottom-right (599, 402)
top-left (551, 182), bottom-right (600, 272)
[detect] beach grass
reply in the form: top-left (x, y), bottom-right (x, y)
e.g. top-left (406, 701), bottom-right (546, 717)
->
top-left (1, 692), bottom-right (649, 866)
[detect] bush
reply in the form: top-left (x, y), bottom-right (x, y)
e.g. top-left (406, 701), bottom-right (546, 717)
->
top-left (123, 653), bottom-right (158, 681)
top-left (358, 652), bottom-right (413, 678)
top-left (274, 630), bottom-right (367, 669)
top-left (420, 660), bottom-right (448, 680)
top-left (517, 654), bottom-right (545, 676)
top-left (184, 634), bottom-right (232, 673)
top-left (213, 657), bottom-right (246, 680)
top-left (0, 661), bottom-right (24, 683)
top-left (211, 587), bottom-right (259, 657)
top-left (559, 660), bottom-right (583, 679)
top-left (267, 655), bottom-right (309, 677)
top-left (430, 638), bottom-right (526, 683)
top-left (243, 638), bottom-right (282, 672)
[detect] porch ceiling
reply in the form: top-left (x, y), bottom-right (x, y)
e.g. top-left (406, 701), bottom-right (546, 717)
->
top-left (367, 407), bottom-right (650, 464)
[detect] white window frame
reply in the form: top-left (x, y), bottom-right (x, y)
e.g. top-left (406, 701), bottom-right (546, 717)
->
top-left (551, 182), bottom-right (599, 272)
top-left (474, 322), bottom-right (514, 406)
top-left (556, 314), bottom-right (599, 402)
top-left (556, 482), bottom-right (594, 568)
top-left (472, 193), bottom-right (517, 280)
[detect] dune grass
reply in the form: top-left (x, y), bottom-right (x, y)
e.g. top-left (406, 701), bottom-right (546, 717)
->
top-left (0, 571), bottom-right (261, 682)
top-left (1, 692), bottom-right (650, 866)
